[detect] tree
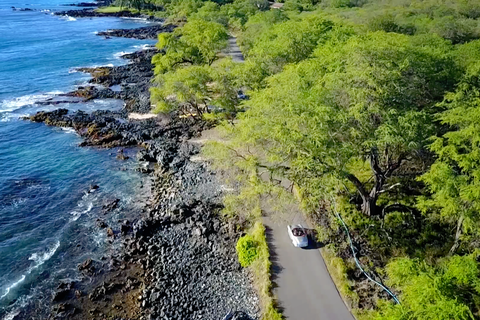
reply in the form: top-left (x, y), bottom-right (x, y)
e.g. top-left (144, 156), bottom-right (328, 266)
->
top-left (242, 17), bottom-right (337, 86)
top-left (190, 1), bottom-right (229, 25)
top-left (152, 18), bottom-right (229, 74)
top-left (365, 254), bottom-right (480, 320)
top-left (151, 59), bottom-right (240, 117)
top-left (418, 62), bottom-right (480, 254)
top-left (237, 16), bottom-right (336, 89)
top-left (219, 0), bottom-right (268, 29)
top-left (151, 65), bottom-right (214, 115)
top-left (228, 32), bottom-right (457, 216)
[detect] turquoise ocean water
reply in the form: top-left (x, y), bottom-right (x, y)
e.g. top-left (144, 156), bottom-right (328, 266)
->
top-left (0, 1), bottom-right (155, 318)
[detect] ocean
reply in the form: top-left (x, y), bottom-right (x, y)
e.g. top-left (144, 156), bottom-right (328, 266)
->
top-left (0, 1), bottom-right (156, 318)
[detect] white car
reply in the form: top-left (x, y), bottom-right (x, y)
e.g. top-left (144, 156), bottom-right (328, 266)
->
top-left (287, 224), bottom-right (309, 248)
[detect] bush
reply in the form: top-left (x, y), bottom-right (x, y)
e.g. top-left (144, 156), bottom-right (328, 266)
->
top-left (236, 234), bottom-right (259, 267)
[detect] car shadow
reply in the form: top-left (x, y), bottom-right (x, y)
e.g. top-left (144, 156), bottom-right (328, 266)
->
top-left (302, 228), bottom-right (324, 250)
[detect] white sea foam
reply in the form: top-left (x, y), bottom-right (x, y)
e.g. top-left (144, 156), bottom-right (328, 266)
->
top-left (1, 275), bottom-right (26, 299)
top-left (133, 44), bottom-right (153, 50)
top-left (60, 127), bottom-right (76, 134)
top-left (70, 202), bottom-right (93, 221)
top-left (3, 310), bottom-right (21, 320)
top-left (0, 242), bottom-right (61, 300)
top-left (28, 241), bottom-right (60, 269)
top-left (63, 16), bottom-right (77, 21)
top-left (0, 92), bottom-right (63, 113)
top-left (114, 51), bottom-right (131, 59)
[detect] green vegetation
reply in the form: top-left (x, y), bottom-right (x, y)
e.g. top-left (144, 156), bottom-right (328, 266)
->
top-left (95, 6), bottom-right (136, 13)
top-left (245, 222), bottom-right (283, 320)
top-left (320, 244), bottom-right (359, 308)
top-left (236, 234), bottom-right (259, 267)
top-left (104, 0), bottom-right (480, 317)
top-left (361, 252), bottom-right (480, 320)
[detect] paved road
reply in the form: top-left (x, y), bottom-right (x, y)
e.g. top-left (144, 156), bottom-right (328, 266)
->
top-left (225, 37), bottom-right (244, 63)
top-left (223, 37), bottom-right (353, 320)
top-left (264, 217), bottom-right (355, 320)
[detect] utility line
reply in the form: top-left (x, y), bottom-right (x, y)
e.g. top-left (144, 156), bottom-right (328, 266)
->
top-left (331, 198), bottom-right (401, 305)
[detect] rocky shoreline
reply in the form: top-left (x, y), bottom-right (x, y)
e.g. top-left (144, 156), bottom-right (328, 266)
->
top-left (54, 8), bottom-right (162, 21)
top-left (97, 24), bottom-right (176, 40)
top-left (16, 18), bottom-right (259, 320)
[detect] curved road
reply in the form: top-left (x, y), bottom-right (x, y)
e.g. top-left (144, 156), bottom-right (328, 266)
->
top-left (264, 218), bottom-right (355, 320)
top-left (224, 38), bottom-right (354, 320)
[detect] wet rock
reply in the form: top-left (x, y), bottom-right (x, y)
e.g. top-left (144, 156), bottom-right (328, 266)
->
top-left (64, 2), bottom-right (99, 7)
top-left (27, 108), bottom-right (69, 123)
top-left (74, 290), bottom-right (83, 298)
top-left (54, 8), bottom-right (156, 19)
top-left (96, 219), bottom-right (107, 228)
top-left (116, 149), bottom-right (129, 160)
top-left (88, 184), bottom-right (99, 193)
top-left (78, 258), bottom-right (96, 275)
top-left (78, 258), bottom-right (92, 271)
top-left (12, 7), bottom-right (34, 11)
top-left (102, 198), bottom-right (119, 213)
top-left (121, 222), bottom-right (131, 235)
top-left (97, 24), bottom-right (176, 40)
top-left (52, 289), bottom-right (71, 302)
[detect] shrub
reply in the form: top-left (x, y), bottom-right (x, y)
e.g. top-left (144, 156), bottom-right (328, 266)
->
top-left (236, 234), bottom-right (259, 267)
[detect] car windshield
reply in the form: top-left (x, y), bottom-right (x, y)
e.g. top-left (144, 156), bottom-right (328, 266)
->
top-left (292, 228), bottom-right (305, 237)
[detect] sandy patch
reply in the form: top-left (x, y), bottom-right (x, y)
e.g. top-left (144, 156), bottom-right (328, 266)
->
top-left (128, 113), bottom-right (157, 120)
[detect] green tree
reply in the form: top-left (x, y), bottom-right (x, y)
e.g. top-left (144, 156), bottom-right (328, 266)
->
top-left (219, 0), bottom-right (268, 29)
top-left (418, 62), bottom-right (480, 254)
top-left (151, 65), bottom-right (214, 115)
top-left (365, 254), bottom-right (480, 320)
top-left (237, 16), bottom-right (337, 89)
top-left (228, 32), bottom-right (457, 216)
top-left (190, 1), bottom-right (229, 25)
top-left (151, 59), bottom-right (240, 117)
top-left (153, 18), bottom-right (229, 74)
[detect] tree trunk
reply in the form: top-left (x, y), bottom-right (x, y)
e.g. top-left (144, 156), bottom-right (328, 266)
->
top-left (345, 148), bottom-right (406, 217)
top-left (449, 215), bottom-right (464, 255)
top-left (361, 195), bottom-right (378, 216)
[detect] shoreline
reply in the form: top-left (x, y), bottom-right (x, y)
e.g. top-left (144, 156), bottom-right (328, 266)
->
top-left (12, 13), bottom-right (260, 320)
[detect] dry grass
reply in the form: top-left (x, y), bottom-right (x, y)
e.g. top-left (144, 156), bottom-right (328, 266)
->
top-left (320, 244), bottom-right (359, 310)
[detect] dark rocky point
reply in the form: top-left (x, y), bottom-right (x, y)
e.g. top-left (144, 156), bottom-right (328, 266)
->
top-left (97, 24), bottom-right (176, 40)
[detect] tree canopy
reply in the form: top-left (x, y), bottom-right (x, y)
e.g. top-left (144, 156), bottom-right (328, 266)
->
top-left (152, 18), bottom-right (228, 74)
top-left (141, 0), bottom-right (480, 317)
top-left (230, 32), bottom-right (458, 216)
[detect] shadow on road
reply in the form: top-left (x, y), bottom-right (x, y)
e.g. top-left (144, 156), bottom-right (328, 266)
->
top-left (264, 225), bottom-right (286, 314)
top-left (264, 225), bottom-right (284, 282)
top-left (303, 228), bottom-right (324, 250)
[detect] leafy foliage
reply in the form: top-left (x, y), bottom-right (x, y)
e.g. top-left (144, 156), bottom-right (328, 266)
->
top-left (364, 253), bottom-right (480, 320)
top-left (230, 31), bottom-right (458, 215)
top-left (151, 59), bottom-right (240, 117)
top-left (145, 0), bottom-right (480, 317)
top-left (418, 62), bottom-right (480, 253)
top-left (152, 18), bottom-right (228, 74)
top-left (236, 234), bottom-right (259, 267)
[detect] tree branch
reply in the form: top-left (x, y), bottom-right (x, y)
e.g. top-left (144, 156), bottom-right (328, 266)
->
top-left (376, 183), bottom-right (401, 195)
top-left (345, 172), bottom-right (368, 199)
top-left (385, 154), bottom-right (408, 177)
